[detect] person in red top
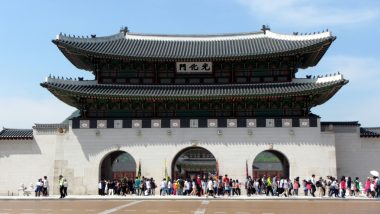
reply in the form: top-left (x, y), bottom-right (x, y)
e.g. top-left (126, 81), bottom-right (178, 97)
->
top-left (223, 174), bottom-right (230, 196)
top-left (196, 176), bottom-right (202, 197)
top-left (340, 176), bottom-right (346, 198)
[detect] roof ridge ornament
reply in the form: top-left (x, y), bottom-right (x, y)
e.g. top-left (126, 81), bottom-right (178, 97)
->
top-left (261, 25), bottom-right (271, 34)
top-left (120, 26), bottom-right (129, 36)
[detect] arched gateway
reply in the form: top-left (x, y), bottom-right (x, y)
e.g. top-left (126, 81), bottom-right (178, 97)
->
top-left (100, 151), bottom-right (136, 180)
top-left (252, 150), bottom-right (289, 178)
top-left (172, 147), bottom-right (217, 180)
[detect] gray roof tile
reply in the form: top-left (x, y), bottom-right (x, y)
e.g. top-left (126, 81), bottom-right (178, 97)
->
top-left (0, 128), bottom-right (33, 140)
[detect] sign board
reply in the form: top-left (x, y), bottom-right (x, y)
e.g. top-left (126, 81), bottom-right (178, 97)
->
top-left (176, 62), bottom-right (212, 73)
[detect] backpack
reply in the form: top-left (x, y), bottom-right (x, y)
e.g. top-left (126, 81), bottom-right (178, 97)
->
top-left (376, 179), bottom-right (380, 186)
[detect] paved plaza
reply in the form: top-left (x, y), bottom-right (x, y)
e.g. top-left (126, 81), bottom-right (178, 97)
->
top-left (0, 198), bottom-right (379, 214)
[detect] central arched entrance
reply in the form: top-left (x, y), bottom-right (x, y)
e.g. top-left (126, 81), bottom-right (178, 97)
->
top-left (100, 151), bottom-right (136, 180)
top-left (252, 150), bottom-right (289, 178)
top-left (172, 147), bottom-right (217, 180)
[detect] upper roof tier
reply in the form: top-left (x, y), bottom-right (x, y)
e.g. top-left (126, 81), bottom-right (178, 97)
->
top-left (53, 28), bottom-right (335, 70)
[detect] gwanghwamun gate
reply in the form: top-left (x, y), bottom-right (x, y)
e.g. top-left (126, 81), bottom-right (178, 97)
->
top-left (1, 26), bottom-right (379, 195)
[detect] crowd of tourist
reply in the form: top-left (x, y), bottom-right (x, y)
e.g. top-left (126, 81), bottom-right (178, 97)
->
top-left (95, 174), bottom-right (380, 198)
top-left (245, 174), bottom-right (380, 198)
top-left (22, 173), bottom-right (379, 199)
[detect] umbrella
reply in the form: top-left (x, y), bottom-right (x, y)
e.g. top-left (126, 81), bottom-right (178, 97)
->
top-left (370, 170), bottom-right (379, 177)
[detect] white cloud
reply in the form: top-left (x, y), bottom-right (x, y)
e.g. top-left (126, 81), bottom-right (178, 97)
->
top-left (308, 55), bottom-right (380, 127)
top-left (238, 0), bottom-right (379, 27)
top-left (0, 98), bottom-right (76, 129)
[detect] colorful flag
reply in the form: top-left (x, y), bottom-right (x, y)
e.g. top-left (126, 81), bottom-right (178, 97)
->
top-left (137, 160), bottom-right (141, 179)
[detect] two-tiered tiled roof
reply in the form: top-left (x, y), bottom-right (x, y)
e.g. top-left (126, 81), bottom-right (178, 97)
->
top-left (53, 29), bottom-right (335, 70)
top-left (41, 74), bottom-right (347, 106)
top-left (0, 128), bottom-right (33, 140)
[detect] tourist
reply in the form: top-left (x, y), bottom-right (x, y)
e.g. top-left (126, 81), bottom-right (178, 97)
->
top-left (369, 178), bottom-right (376, 198)
top-left (213, 177), bottom-right (218, 196)
top-left (190, 179), bottom-right (197, 196)
top-left (145, 178), bottom-right (151, 195)
top-left (42, 176), bottom-right (49, 196)
top-left (101, 179), bottom-right (106, 196)
top-left (206, 177), bottom-right (215, 198)
top-left (184, 179), bottom-right (190, 195)
top-left (201, 176), bottom-right (207, 196)
top-left (121, 177), bottom-right (127, 195)
top-left (330, 177), bottom-right (338, 197)
top-left (272, 176), bottom-right (278, 196)
top-left (108, 180), bottom-right (115, 195)
top-left (254, 177), bottom-right (266, 194)
top-left (235, 179), bottom-right (241, 196)
top-left (35, 178), bottom-right (42, 197)
top-left (134, 177), bottom-right (141, 196)
top-left (59, 175), bottom-right (65, 198)
top-left (160, 178), bottom-right (167, 196)
top-left (302, 179), bottom-right (308, 196)
top-left (218, 177), bottom-right (223, 196)
top-left (316, 177), bottom-right (325, 197)
top-left (279, 177), bottom-right (288, 197)
top-left (229, 179), bottom-right (234, 196)
top-left (340, 176), bottom-right (346, 198)
top-left (347, 177), bottom-right (352, 196)
top-left (63, 179), bottom-right (68, 197)
top-left (178, 177), bottom-right (184, 196)
top-left (223, 174), bottom-right (230, 196)
top-left (266, 177), bottom-right (273, 196)
top-left (365, 177), bottom-right (371, 197)
top-left (310, 174), bottom-right (316, 197)
top-left (354, 177), bottom-right (360, 196)
top-left (167, 179), bottom-right (173, 195)
top-left (293, 178), bottom-right (299, 196)
top-left (287, 178), bottom-right (293, 196)
top-left (98, 180), bottom-right (102, 195)
top-left (254, 179), bottom-right (262, 195)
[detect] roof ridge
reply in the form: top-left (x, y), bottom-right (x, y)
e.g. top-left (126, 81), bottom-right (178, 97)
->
top-left (126, 31), bottom-right (264, 38)
top-left (2, 127), bottom-right (33, 131)
top-left (55, 29), bottom-right (333, 42)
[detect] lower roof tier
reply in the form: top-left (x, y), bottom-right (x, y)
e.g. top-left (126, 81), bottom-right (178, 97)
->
top-left (41, 74), bottom-right (347, 110)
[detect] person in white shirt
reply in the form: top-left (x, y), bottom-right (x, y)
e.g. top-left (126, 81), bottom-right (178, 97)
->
top-left (42, 176), bottom-right (49, 196)
top-left (207, 177), bottom-right (215, 198)
top-left (145, 179), bottom-right (151, 195)
top-left (160, 179), bottom-right (167, 196)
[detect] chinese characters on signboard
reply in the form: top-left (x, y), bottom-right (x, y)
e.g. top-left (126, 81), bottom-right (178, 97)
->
top-left (176, 62), bottom-right (212, 73)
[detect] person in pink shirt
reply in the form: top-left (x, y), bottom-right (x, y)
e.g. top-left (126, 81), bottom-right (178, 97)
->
top-left (365, 177), bottom-right (371, 197)
top-left (340, 176), bottom-right (346, 198)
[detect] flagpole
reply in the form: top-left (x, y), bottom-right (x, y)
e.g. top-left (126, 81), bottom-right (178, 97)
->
top-left (165, 159), bottom-right (168, 182)
top-left (245, 159), bottom-right (248, 178)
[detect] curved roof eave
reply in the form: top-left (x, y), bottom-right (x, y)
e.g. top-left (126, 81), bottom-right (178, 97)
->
top-left (53, 29), bottom-right (335, 69)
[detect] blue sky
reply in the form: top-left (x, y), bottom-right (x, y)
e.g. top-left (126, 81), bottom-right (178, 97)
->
top-left (0, 0), bottom-right (379, 128)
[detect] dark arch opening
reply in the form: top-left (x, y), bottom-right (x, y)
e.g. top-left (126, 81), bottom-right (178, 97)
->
top-left (100, 151), bottom-right (136, 180)
top-left (171, 147), bottom-right (217, 180)
top-left (252, 150), bottom-right (289, 178)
